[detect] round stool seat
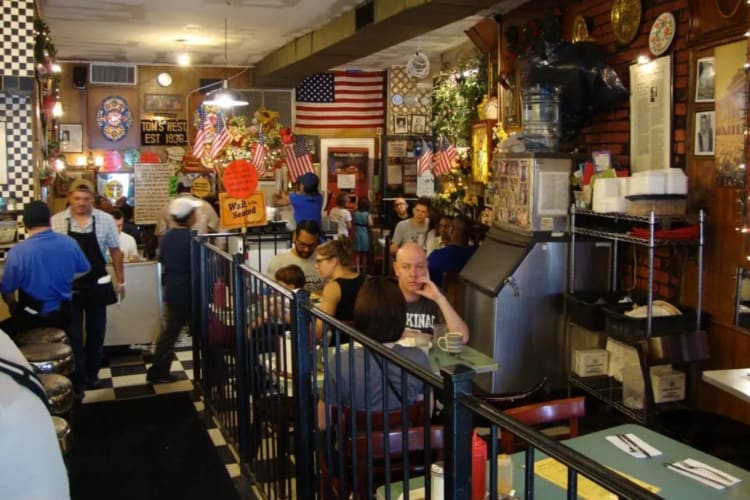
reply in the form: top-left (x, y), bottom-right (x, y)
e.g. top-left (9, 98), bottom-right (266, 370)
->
top-left (38, 373), bottom-right (74, 416)
top-left (51, 416), bottom-right (71, 455)
top-left (15, 328), bottom-right (68, 346)
top-left (19, 343), bottom-right (74, 376)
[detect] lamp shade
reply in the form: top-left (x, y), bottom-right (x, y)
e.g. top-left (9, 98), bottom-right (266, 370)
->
top-left (203, 80), bottom-right (248, 108)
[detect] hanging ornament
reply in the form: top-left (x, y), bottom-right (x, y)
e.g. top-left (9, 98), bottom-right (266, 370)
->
top-left (406, 51), bottom-right (430, 80)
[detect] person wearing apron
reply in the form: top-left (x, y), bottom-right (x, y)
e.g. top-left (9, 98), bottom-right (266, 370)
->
top-left (0, 201), bottom-right (90, 336)
top-left (50, 179), bottom-right (124, 398)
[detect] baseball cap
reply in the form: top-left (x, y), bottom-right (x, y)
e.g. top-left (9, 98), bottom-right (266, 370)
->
top-left (298, 173), bottom-right (318, 188)
top-left (22, 200), bottom-right (51, 227)
top-left (169, 197), bottom-right (202, 218)
top-left (69, 178), bottom-right (95, 193)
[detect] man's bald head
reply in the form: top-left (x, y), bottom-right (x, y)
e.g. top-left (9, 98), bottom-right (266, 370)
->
top-left (393, 242), bottom-right (428, 298)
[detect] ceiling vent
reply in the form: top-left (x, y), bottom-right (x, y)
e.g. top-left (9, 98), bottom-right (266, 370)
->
top-left (89, 63), bottom-right (137, 86)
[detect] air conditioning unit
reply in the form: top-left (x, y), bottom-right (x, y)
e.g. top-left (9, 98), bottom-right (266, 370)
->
top-left (89, 63), bottom-right (137, 85)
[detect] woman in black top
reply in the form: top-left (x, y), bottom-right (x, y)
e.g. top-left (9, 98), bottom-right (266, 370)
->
top-left (314, 239), bottom-right (365, 340)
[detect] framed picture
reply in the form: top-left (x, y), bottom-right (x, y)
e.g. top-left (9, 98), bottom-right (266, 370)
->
top-left (695, 111), bottom-right (715, 156)
top-left (59, 123), bottom-right (83, 153)
top-left (320, 138), bottom-right (375, 203)
top-left (295, 134), bottom-right (320, 163)
top-left (696, 57), bottom-right (715, 103)
top-left (410, 114), bottom-right (427, 134)
top-left (143, 93), bottom-right (183, 112)
top-left (393, 115), bottom-right (408, 134)
top-left (471, 120), bottom-right (494, 184)
top-left (53, 168), bottom-right (96, 197)
top-left (500, 71), bottom-right (521, 132)
top-left (629, 55), bottom-right (672, 172)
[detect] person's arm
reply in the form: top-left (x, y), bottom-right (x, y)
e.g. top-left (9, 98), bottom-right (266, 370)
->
top-left (389, 223), bottom-right (403, 255)
top-left (415, 276), bottom-right (469, 343)
top-left (273, 191), bottom-right (290, 207)
top-left (109, 247), bottom-right (125, 301)
top-left (316, 280), bottom-right (341, 339)
top-left (1, 291), bottom-right (17, 314)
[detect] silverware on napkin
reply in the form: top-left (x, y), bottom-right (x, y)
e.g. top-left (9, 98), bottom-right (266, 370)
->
top-left (617, 433), bottom-right (651, 458)
top-left (664, 462), bottom-right (732, 488)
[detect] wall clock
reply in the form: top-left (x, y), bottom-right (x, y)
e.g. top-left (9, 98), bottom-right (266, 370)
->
top-left (157, 72), bottom-right (172, 87)
top-left (611, 0), bottom-right (641, 45)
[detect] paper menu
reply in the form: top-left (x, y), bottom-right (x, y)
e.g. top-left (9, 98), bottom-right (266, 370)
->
top-left (533, 458), bottom-right (660, 499)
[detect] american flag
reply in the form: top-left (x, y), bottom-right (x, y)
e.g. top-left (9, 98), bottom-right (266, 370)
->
top-left (433, 136), bottom-right (457, 176)
top-left (284, 138), bottom-right (315, 182)
top-left (251, 140), bottom-right (268, 176)
top-left (417, 139), bottom-right (433, 176)
top-left (295, 71), bottom-right (384, 129)
top-left (192, 106), bottom-right (208, 158)
top-left (208, 111), bottom-right (230, 159)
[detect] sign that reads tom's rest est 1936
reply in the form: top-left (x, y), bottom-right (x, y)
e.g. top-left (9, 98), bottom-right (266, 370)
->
top-left (140, 120), bottom-right (188, 145)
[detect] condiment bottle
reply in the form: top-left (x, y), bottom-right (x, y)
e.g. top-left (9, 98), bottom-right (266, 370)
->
top-left (431, 461), bottom-right (444, 500)
top-left (471, 431), bottom-right (487, 500)
top-left (496, 453), bottom-right (513, 497)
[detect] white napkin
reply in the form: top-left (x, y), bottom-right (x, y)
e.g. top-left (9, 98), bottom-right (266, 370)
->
top-left (667, 458), bottom-right (741, 490)
top-left (397, 487), bottom-right (425, 500)
top-left (605, 433), bottom-right (662, 458)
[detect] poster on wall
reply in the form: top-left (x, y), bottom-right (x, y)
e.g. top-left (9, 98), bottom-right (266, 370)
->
top-left (715, 41), bottom-right (747, 187)
top-left (87, 87), bottom-right (140, 149)
top-left (133, 163), bottom-right (172, 224)
top-left (629, 55), bottom-right (672, 172)
top-left (320, 138), bottom-right (375, 203)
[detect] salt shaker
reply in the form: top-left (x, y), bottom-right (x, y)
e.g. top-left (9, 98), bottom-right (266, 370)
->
top-left (431, 461), bottom-right (444, 500)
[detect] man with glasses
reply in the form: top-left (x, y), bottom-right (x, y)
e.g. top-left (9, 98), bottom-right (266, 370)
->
top-left (266, 220), bottom-right (324, 292)
top-left (384, 197), bottom-right (410, 234)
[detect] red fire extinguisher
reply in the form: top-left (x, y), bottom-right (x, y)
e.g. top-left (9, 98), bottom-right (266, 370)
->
top-left (471, 430), bottom-right (487, 500)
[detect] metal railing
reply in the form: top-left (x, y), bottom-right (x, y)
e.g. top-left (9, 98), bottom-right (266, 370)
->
top-left (189, 235), bottom-right (662, 499)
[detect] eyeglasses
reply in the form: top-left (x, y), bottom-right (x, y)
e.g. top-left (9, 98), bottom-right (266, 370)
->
top-left (315, 256), bottom-right (333, 264)
top-left (295, 240), bottom-right (318, 250)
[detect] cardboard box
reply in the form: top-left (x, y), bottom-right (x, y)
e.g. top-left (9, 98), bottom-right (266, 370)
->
top-left (650, 369), bottom-right (686, 403)
top-left (574, 349), bottom-right (609, 377)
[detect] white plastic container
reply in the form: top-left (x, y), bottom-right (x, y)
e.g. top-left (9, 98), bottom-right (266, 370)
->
top-left (628, 171), bottom-right (666, 196)
top-left (664, 168), bottom-right (688, 195)
top-left (592, 178), bottom-right (626, 213)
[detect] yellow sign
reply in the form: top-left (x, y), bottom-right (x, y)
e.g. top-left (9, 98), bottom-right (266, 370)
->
top-left (104, 179), bottom-right (123, 200)
top-left (192, 177), bottom-right (211, 198)
top-left (219, 192), bottom-right (267, 229)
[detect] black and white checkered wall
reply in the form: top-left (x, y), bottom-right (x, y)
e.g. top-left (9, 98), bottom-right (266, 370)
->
top-left (1, 0), bottom-right (34, 78)
top-left (0, 94), bottom-right (35, 205)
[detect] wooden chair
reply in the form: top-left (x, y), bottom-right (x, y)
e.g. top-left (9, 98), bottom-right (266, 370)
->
top-left (475, 377), bottom-right (548, 411)
top-left (442, 271), bottom-right (464, 316)
top-left (500, 396), bottom-right (586, 453)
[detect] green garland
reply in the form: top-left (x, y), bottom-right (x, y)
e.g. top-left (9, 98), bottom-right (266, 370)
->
top-left (431, 55), bottom-right (487, 147)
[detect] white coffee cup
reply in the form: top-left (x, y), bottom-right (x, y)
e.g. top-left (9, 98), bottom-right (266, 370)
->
top-left (437, 331), bottom-right (464, 353)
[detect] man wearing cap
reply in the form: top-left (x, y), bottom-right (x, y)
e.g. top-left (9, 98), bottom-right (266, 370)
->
top-left (147, 197), bottom-right (201, 384)
top-left (273, 173), bottom-right (323, 229)
top-left (155, 177), bottom-right (219, 237)
top-left (50, 179), bottom-right (125, 394)
top-left (0, 201), bottom-right (90, 335)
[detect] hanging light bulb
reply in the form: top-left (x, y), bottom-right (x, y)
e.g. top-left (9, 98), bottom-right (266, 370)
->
top-left (203, 15), bottom-right (247, 108)
top-left (177, 52), bottom-right (191, 66)
top-left (52, 101), bottom-right (63, 117)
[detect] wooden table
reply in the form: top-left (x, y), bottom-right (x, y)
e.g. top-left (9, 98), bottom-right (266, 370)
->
top-left (377, 424), bottom-right (750, 499)
top-left (702, 369), bottom-right (750, 403)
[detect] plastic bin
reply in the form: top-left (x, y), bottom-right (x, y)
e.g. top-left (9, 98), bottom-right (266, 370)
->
top-left (568, 292), bottom-right (622, 331)
top-left (603, 303), bottom-right (703, 340)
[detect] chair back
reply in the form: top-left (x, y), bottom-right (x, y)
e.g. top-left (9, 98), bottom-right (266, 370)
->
top-left (339, 402), bottom-right (426, 436)
top-left (442, 271), bottom-right (464, 316)
top-left (501, 396), bottom-right (586, 453)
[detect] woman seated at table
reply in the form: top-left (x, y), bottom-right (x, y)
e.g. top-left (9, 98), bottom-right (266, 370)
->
top-left (314, 238), bottom-right (366, 340)
top-left (317, 276), bottom-right (431, 429)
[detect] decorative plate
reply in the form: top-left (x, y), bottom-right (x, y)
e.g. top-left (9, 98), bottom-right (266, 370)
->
top-left (572, 15), bottom-right (591, 43)
top-left (391, 94), bottom-right (403, 106)
top-left (648, 12), bottom-right (676, 56)
top-left (611, 0), bottom-right (642, 45)
top-left (96, 95), bottom-right (133, 142)
top-left (420, 95), bottom-right (431, 106)
top-left (404, 94), bottom-right (419, 107)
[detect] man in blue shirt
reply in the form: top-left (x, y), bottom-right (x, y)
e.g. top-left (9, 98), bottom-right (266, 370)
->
top-left (1, 201), bottom-right (90, 335)
top-left (427, 215), bottom-right (476, 288)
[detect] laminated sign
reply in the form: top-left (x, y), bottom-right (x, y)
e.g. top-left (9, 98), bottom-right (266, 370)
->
top-left (219, 192), bottom-right (267, 229)
top-left (222, 159), bottom-right (258, 199)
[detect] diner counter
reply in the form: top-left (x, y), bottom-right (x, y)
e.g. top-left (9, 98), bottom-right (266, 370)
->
top-left (104, 261), bottom-right (162, 346)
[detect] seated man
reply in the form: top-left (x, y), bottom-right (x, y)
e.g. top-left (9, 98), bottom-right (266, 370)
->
top-left (266, 220), bottom-right (324, 292)
top-left (427, 215), bottom-right (476, 287)
top-left (394, 242), bottom-right (469, 342)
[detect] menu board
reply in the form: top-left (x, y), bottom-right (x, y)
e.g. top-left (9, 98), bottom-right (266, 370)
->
top-left (133, 163), bottom-right (172, 225)
top-left (492, 158), bottom-right (531, 229)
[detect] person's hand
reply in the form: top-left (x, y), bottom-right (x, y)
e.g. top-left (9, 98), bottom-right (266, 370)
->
top-left (116, 283), bottom-right (126, 302)
top-left (414, 275), bottom-right (442, 302)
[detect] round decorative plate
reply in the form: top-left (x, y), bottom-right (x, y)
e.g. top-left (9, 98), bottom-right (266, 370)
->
top-left (96, 96), bottom-right (133, 142)
top-left (648, 12), bottom-right (675, 56)
top-left (391, 94), bottom-right (403, 106)
top-left (572, 15), bottom-right (590, 43)
top-left (404, 94), bottom-right (419, 107)
top-left (611, 0), bottom-right (642, 45)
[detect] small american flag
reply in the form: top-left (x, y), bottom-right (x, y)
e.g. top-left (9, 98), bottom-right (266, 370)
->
top-left (251, 141), bottom-right (268, 175)
top-left (208, 111), bottom-right (230, 159)
top-left (284, 138), bottom-right (315, 182)
top-left (192, 106), bottom-right (208, 158)
top-left (417, 139), bottom-right (433, 176)
top-left (295, 71), bottom-right (384, 129)
top-left (433, 136), bottom-right (457, 176)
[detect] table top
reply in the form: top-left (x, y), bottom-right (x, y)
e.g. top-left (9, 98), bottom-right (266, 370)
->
top-left (377, 424), bottom-right (750, 499)
top-left (702, 369), bottom-right (750, 403)
top-left (428, 345), bottom-right (498, 374)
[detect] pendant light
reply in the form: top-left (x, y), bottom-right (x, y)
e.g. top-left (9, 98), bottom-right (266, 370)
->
top-left (204, 13), bottom-right (248, 108)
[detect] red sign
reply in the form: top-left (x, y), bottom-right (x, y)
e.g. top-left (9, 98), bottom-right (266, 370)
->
top-left (222, 159), bottom-right (258, 199)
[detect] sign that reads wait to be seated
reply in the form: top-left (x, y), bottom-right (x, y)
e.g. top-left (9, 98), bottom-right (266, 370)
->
top-left (219, 192), bottom-right (267, 229)
top-left (140, 120), bottom-right (188, 146)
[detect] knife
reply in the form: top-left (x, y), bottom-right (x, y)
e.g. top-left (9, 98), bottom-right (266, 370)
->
top-left (617, 433), bottom-right (651, 458)
top-left (664, 463), bottom-right (729, 488)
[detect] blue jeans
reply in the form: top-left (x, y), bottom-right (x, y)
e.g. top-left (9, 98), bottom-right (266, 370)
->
top-left (68, 301), bottom-right (107, 390)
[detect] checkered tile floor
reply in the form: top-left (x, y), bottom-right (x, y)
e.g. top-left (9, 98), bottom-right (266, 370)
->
top-left (84, 342), bottom-right (244, 484)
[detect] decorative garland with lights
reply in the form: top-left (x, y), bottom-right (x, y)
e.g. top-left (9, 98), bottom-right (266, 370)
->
top-left (740, 27), bottom-right (750, 260)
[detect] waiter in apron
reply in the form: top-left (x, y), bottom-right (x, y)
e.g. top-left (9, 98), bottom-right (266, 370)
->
top-left (50, 179), bottom-right (125, 398)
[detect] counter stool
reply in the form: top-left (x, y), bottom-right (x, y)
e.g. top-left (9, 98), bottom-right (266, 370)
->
top-left (51, 416), bottom-right (71, 456)
top-left (38, 373), bottom-right (74, 416)
top-left (14, 328), bottom-right (68, 346)
top-left (19, 343), bottom-right (74, 377)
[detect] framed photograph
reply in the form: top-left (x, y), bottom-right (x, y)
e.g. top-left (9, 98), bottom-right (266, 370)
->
top-left (59, 123), bottom-right (83, 153)
top-left (320, 138), bottom-right (375, 202)
top-left (53, 168), bottom-right (96, 197)
top-left (393, 115), bottom-right (408, 134)
top-left (410, 114), bottom-right (427, 134)
top-left (695, 111), bottom-right (715, 156)
top-left (696, 57), bottom-right (715, 103)
top-left (295, 134), bottom-right (320, 163)
top-left (500, 71), bottom-right (521, 132)
top-left (143, 93), bottom-right (183, 112)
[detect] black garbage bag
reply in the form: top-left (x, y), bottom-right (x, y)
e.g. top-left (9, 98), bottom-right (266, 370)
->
top-left (519, 41), bottom-right (628, 141)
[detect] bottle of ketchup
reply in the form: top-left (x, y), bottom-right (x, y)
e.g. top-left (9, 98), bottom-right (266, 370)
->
top-left (471, 430), bottom-right (487, 500)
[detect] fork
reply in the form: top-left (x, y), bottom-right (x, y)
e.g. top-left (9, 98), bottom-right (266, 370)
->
top-left (664, 463), bottom-right (730, 488)
top-left (616, 434), bottom-right (651, 457)
top-left (676, 461), bottom-right (735, 484)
